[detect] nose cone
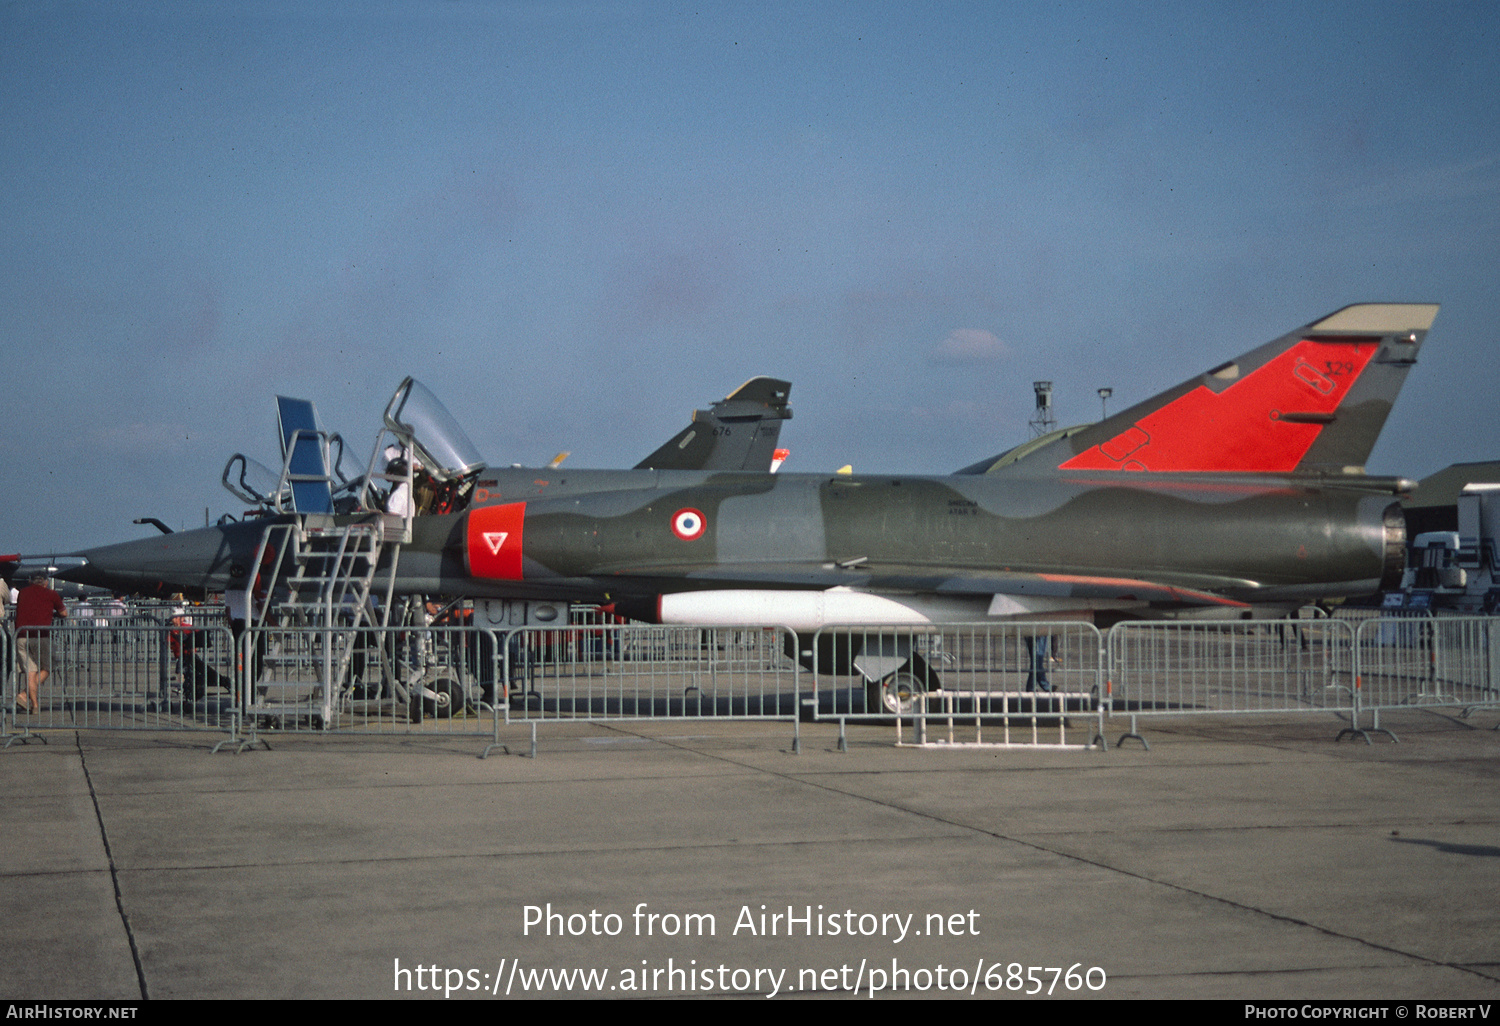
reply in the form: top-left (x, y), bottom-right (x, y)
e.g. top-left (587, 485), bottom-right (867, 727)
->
top-left (58, 522), bottom-right (258, 596)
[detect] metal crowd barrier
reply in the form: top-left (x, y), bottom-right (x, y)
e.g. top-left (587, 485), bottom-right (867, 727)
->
top-left (222, 622), bottom-right (801, 753)
top-left (235, 623), bottom-right (503, 741)
top-left (1354, 616), bottom-right (1500, 737)
top-left (804, 622), bottom-right (1105, 749)
top-left (8, 613), bottom-right (1500, 754)
top-left (1105, 618), bottom-right (1359, 746)
top-left (1, 626), bottom-right (12, 740)
top-left (4, 622), bottom-right (238, 743)
top-left (502, 623), bottom-right (800, 726)
top-left (1, 620), bottom-right (805, 752)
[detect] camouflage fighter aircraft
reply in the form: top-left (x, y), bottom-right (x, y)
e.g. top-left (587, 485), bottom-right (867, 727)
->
top-left (57, 304), bottom-right (1435, 646)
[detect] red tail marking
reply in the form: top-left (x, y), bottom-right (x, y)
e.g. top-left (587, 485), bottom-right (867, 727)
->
top-left (467, 502), bottom-right (526, 580)
top-left (1060, 339), bottom-right (1378, 473)
top-left (1292, 358), bottom-right (1336, 395)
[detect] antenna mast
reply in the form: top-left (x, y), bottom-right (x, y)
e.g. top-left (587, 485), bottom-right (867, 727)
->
top-left (1029, 381), bottom-right (1055, 438)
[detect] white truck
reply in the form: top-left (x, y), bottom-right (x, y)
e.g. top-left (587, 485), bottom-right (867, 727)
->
top-left (1403, 484), bottom-right (1500, 612)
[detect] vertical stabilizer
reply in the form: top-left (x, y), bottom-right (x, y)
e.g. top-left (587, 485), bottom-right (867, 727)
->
top-left (1022, 304), bottom-right (1437, 476)
top-left (635, 377), bottom-right (794, 472)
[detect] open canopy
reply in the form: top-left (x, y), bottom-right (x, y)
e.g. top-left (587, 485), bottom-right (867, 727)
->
top-left (383, 377), bottom-right (487, 481)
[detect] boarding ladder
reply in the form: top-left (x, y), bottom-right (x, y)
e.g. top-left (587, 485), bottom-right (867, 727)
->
top-left (239, 512), bottom-right (405, 729)
top-left (234, 415), bottom-right (410, 730)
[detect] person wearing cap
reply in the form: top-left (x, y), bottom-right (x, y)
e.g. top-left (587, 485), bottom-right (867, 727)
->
top-left (15, 573), bottom-right (66, 713)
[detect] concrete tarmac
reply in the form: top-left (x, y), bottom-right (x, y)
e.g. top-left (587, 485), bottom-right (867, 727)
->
top-left (2, 710), bottom-right (1498, 1001)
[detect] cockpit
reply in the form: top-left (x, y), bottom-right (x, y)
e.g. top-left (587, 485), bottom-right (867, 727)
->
top-left (221, 378), bottom-right (487, 521)
top-left (362, 377), bottom-right (487, 518)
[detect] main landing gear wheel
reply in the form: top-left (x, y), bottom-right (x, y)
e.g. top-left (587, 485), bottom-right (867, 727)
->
top-left (869, 670), bottom-right (925, 715)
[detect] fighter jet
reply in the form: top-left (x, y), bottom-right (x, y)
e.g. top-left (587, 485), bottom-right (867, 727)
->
top-left (57, 304), bottom-right (1434, 639)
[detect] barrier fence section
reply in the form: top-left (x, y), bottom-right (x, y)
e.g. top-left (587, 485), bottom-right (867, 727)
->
top-left (1355, 616), bottom-right (1500, 732)
top-left (502, 623), bottom-right (800, 729)
top-left (805, 622), bottom-right (1105, 748)
top-left (4, 621), bottom-right (238, 740)
top-left (1, 626), bottom-right (12, 738)
top-left (1105, 618), bottom-right (1359, 744)
top-left (240, 623), bottom-right (502, 738)
top-left (10, 613), bottom-right (1500, 752)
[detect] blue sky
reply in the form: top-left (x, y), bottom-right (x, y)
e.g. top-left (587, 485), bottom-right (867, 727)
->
top-left (4, 1), bottom-right (1498, 552)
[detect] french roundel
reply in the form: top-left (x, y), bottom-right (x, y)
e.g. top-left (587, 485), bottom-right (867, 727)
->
top-left (671, 507), bottom-right (706, 541)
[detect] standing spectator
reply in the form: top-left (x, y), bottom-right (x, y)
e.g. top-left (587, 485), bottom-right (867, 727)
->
top-left (15, 573), bottom-right (67, 713)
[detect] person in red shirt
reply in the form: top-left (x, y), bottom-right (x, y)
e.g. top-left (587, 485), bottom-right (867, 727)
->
top-left (15, 573), bottom-right (67, 713)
